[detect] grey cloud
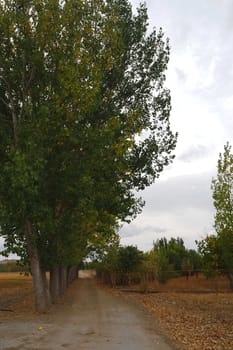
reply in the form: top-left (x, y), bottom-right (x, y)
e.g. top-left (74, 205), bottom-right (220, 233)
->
top-left (178, 145), bottom-right (211, 163)
top-left (126, 0), bottom-right (229, 250)
top-left (139, 172), bottom-right (214, 214)
top-left (120, 173), bottom-right (215, 250)
top-left (120, 223), bottom-right (167, 239)
top-left (175, 68), bottom-right (186, 83)
top-left (145, 0), bottom-right (233, 99)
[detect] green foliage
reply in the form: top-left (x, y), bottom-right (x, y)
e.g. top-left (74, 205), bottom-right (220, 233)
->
top-left (147, 237), bottom-right (202, 282)
top-left (117, 245), bottom-right (144, 272)
top-left (151, 249), bottom-right (172, 283)
top-left (212, 142), bottom-right (233, 237)
top-left (96, 244), bottom-right (144, 273)
top-left (185, 249), bottom-right (202, 271)
top-left (0, 0), bottom-right (177, 283)
top-left (96, 243), bottom-right (121, 273)
top-left (153, 237), bottom-right (186, 271)
top-left (96, 238), bottom-right (203, 286)
top-left (197, 143), bottom-right (233, 284)
top-left (196, 234), bottom-right (221, 277)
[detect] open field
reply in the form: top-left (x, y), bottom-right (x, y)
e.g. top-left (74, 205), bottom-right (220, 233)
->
top-left (1, 272), bottom-right (233, 349)
top-left (123, 273), bottom-right (232, 293)
top-left (0, 272), bottom-right (32, 286)
top-left (103, 274), bottom-right (233, 350)
top-left (118, 290), bottom-right (233, 350)
top-left (0, 272), bottom-right (34, 316)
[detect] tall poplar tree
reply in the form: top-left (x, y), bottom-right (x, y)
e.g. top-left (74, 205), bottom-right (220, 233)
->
top-left (211, 142), bottom-right (233, 287)
top-left (0, 0), bottom-right (177, 311)
top-left (197, 143), bottom-right (233, 288)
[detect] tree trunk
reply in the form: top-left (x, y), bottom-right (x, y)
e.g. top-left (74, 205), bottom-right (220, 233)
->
top-left (59, 266), bottom-right (68, 296)
top-left (42, 269), bottom-right (51, 306)
top-left (50, 266), bottom-right (60, 302)
top-left (227, 272), bottom-right (233, 291)
top-left (67, 266), bottom-right (78, 286)
top-left (67, 266), bottom-right (72, 287)
top-left (25, 220), bottom-right (51, 312)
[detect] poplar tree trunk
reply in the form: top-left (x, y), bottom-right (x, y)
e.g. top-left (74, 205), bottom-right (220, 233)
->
top-left (59, 266), bottom-right (68, 296)
top-left (67, 266), bottom-right (78, 285)
top-left (50, 266), bottom-right (60, 302)
top-left (42, 270), bottom-right (51, 305)
top-left (25, 220), bottom-right (51, 312)
top-left (227, 272), bottom-right (233, 291)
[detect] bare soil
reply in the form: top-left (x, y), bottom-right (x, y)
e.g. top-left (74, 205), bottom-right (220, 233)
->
top-left (119, 291), bottom-right (233, 350)
top-left (109, 274), bottom-right (233, 350)
top-left (1, 272), bottom-right (233, 349)
top-left (0, 273), bottom-right (173, 350)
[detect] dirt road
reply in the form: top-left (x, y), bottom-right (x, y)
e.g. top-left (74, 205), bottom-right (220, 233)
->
top-left (0, 276), bottom-right (175, 350)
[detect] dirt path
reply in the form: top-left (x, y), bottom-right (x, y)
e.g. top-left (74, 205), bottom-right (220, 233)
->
top-left (0, 276), bottom-right (175, 350)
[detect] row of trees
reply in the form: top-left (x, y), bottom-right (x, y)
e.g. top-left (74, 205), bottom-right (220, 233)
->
top-left (148, 237), bottom-right (201, 282)
top-left (0, 0), bottom-right (177, 311)
top-left (93, 237), bottom-right (202, 283)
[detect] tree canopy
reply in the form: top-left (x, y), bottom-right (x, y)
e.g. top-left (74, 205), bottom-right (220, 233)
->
top-left (0, 0), bottom-right (177, 311)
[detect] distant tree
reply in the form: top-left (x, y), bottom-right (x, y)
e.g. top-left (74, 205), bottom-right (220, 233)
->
top-left (196, 234), bottom-right (221, 277)
top-left (212, 142), bottom-right (233, 238)
top-left (212, 142), bottom-right (233, 287)
top-left (153, 237), bottom-right (186, 271)
top-left (151, 237), bottom-right (202, 281)
top-left (153, 249), bottom-right (171, 283)
top-left (118, 245), bottom-right (144, 273)
top-left (197, 143), bottom-right (233, 288)
top-left (185, 249), bottom-right (202, 273)
top-left (96, 244), bottom-right (144, 272)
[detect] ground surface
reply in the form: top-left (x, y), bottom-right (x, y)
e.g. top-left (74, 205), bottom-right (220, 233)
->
top-left (111, 274), bottom-right (233, 349)
top-left (120, 291), bottom-right (233, 350)
top-left (0, 274), bottom-right (174, 350)
top-left (1, 272), bottom-right (233, 349)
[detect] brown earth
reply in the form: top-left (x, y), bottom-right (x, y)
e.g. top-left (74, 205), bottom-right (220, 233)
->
top-left (1, 272), bottom-right (233, 349)
top-left (0, 273), bottom-right (34, 317)
top-left (0, 273), bottom-right (173, 350)
top-left (107, 274), bottom-right (233, 350)
top-left (116, 291), bottom-right (233, 350)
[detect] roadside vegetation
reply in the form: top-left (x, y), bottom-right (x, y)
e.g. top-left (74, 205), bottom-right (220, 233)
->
top-left (91, 238), bottom-right (232, 293)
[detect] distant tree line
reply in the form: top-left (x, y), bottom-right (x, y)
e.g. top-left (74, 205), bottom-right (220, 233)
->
top-left (0, 260), bottom-right (26, 273)
top-left (92, 237), bottom-right (202, 284)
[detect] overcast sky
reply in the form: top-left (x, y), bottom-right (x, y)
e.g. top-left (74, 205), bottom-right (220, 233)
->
top-left (120, 0), bottom-right (233, 251)
top-left (1, 1), bottom-right (233, 259)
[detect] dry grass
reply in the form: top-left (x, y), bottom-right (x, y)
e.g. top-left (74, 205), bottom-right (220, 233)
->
top-left (0, 272), bottom-right (34, 317)
top-left (110, 275), bottom-right (233, 350)
top-left (149, 274), bottom-right (231, 293)
top-left (0, 272), bottom-right (32, 287)
top-left (125, 292), bottom-right (233, 350)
